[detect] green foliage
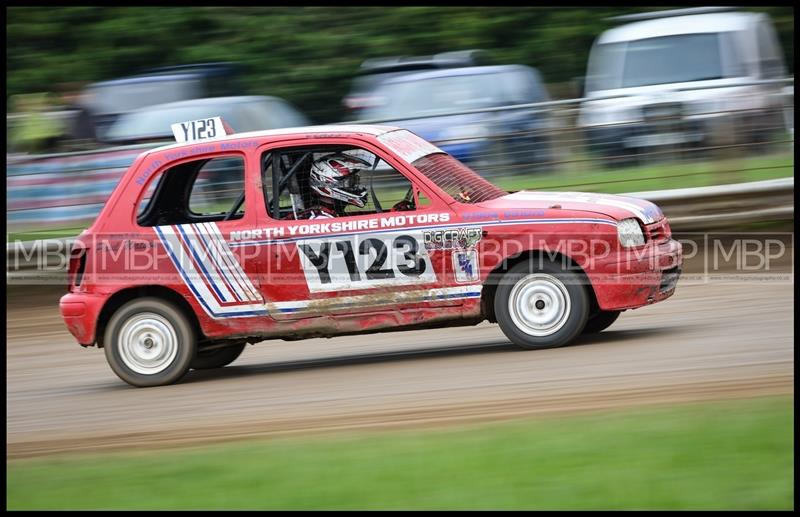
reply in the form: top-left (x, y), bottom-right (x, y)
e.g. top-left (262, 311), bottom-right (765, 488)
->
top-left (6, 7), bottom-right (795, 123)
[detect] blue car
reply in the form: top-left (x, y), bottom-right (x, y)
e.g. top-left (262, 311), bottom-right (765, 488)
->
top-left (357, 65), bottom-right (554, 173)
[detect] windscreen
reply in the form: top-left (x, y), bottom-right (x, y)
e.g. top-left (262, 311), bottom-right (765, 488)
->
top-left (411, 153), bottom-right (508, 204)
top-left (363, 73), bottom-right (505, 119)
top-left (587, 33), bottom-right (726, 91)
top-left (378, 129), bottom-right (507, 204)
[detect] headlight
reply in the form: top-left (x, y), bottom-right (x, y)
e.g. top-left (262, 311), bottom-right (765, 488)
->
top-left (617, 218), bottom-right (645, 247)
top-left (439, 124), bottom-right (489, 144)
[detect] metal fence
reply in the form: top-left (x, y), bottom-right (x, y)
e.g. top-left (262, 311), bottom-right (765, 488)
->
top-left (346, 77), bottom-right (794, 180)
top-left (6, 78), bottom-right (794, 235)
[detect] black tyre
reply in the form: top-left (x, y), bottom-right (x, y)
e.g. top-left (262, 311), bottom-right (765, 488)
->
top-left (103, 297), bottom-right (196, 387)
top-left (494, 259), bottom-right (590, 349)
top-left (191, 343), bottom-right (246, 370)
top-left (582, 310), bottom-right (621, 334)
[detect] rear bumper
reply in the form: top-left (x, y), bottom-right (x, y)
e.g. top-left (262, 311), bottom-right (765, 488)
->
top-left (60, 292), bottom-right (105, 346)
top-left (589, 238), bottom-right (683, 311)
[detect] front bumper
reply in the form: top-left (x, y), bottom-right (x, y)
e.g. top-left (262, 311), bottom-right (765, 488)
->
top-left (60, 292), bottom-right (106, 346)
top-left (589, 237), bottom-right (683, 311)
top-left (584, 119), bottom-right (708, 153)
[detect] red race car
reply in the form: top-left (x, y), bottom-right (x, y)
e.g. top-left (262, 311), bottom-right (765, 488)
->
top-left (60, 119), bottom-right (682, 387)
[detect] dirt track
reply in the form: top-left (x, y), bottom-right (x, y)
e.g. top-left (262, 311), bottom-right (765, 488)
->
top-left (6, 279), bottom-right (794, 459)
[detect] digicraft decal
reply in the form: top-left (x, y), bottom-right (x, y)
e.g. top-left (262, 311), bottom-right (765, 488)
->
top-left (424, 227), bottom-right (482, 251)
top-left (297, 231), bottom-right (437, 293)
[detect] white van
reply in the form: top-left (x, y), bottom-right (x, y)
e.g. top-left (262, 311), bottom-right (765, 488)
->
top-left (578, 7), bottom-right (789, 158)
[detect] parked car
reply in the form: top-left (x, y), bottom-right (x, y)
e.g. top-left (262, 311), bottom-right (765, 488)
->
top-left (343, 50), bottom-right (486, 119)
top-left (60, 123), bottom-right (681, 387)
top-left (358, 65), bottom-right (554, 172)
top-left (103, 96), bottom-right (310, 144)
top-left (578, 7), bottom-right (789, 162)
top-left (84, 62), bottom-right (243, 139)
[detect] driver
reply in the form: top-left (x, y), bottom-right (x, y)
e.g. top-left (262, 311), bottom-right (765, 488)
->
top-left (295, 152), bottom-right (370, 219)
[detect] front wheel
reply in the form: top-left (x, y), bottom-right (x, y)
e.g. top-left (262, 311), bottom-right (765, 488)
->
top-left (494, 259), bottom-right (590, 349)
top-left (103, 298), bottom-right (196, 387)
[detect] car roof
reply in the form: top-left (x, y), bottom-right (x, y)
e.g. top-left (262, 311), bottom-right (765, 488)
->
top-left (123, 95), bottom-right (284, 114)
top-left (139, 62), bottom-right (237, 76)
top-left (598, 11), bottom-right (761, 44)
top-left (359, 49), bottom-right (486, 74)
top-left (380, 64), bottom-right (534, 85)
top-left (90, 63), bottom-right (237, 87)
top-left (147, 124), bottom-right (401, 154)
top-left (90, 73), bottom-right (207, 87)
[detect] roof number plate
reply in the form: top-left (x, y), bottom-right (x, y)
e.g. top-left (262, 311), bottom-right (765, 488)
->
top-left (171, 117), bottom-right (228, 143)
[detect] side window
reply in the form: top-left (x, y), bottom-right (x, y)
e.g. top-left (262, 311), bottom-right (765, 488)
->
top-left (262, 152), bottom-right (295, 220)
top-left (188, 157), bottom-right (245, 217)
top-left (416, 190), bottom-right (432, 208)
top-left (136, 155), bottom-right (246, 227)
top-left (262, 145), bottom-right (423, 220)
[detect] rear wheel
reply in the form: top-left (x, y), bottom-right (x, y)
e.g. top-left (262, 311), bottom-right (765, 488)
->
top-left (191, 343), bottom-right (247, 370)
top-left (582, 310), bottom-right (621, 334)
top-left (103, 298), bottom-right (196, 387)
top-left (494, 259), bottom-right (590, 349)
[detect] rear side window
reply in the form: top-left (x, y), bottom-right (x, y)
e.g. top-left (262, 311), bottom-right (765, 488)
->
top-left (189, 157), bottom-right (245, 216)
top-left (136, 155), bottom-right (246, 227)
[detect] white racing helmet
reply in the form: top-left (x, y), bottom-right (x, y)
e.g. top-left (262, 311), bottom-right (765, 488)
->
top-left (309, 152), bottom-right (371, 208)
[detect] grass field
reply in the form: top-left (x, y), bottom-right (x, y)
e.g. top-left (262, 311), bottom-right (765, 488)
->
top-left (7, 396), bottom-right (793, 510)
top-left (491, 150), bottom-right (794, 194)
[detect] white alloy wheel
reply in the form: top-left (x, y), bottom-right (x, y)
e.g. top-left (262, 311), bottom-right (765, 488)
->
top-left (118, 312), bottom-right (179, 375)
top-left (507, 273), bottom-right (571, 337)
top-left (104, 297), bottom-right (196, 387)
top-left (494, 260), bottom-right (590, 350)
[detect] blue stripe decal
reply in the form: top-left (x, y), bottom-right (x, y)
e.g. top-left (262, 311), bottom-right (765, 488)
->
top-left (193, 223), bottom-right (244, 302)
top-left (176, 224), bottom-right (230, 303)
top-left (155, 226), bottom-right (269, 318)
top-left (155, 226), bottom-right (220, 318)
